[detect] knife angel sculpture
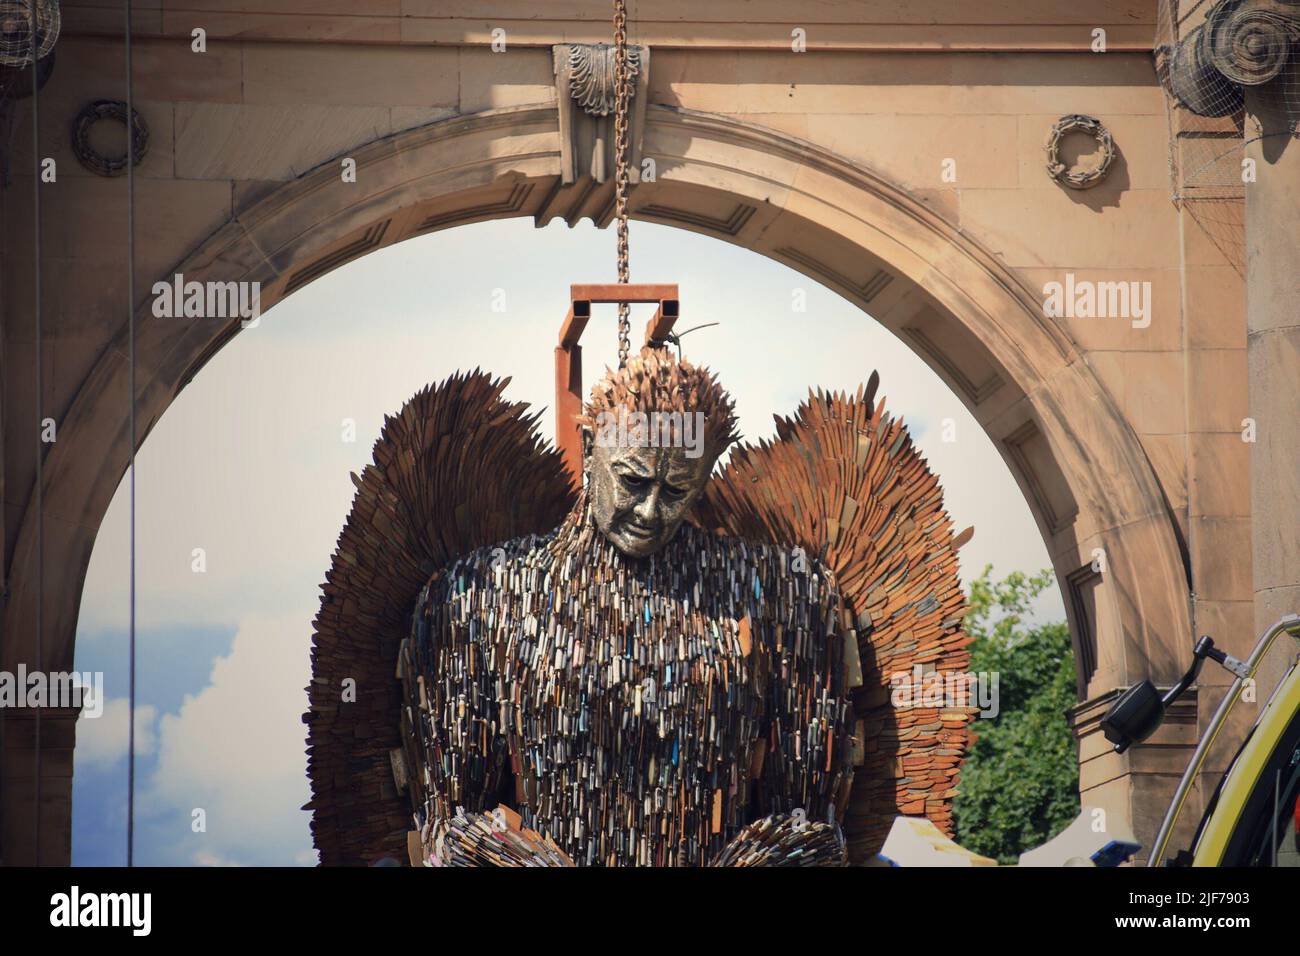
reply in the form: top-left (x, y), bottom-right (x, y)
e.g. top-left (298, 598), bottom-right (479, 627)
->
top-left (304, 346), bottom-right (975, 866)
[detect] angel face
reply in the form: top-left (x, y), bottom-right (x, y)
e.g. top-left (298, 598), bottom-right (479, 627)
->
top-left (586, 442), bottom-right (714, 557)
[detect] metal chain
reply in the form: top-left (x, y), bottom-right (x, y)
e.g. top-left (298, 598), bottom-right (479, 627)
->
top-left (613, 0), bottom-right (631, 367)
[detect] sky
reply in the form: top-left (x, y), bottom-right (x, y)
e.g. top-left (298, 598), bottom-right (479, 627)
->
top-left (71, 216), bottom-right (1064, 866)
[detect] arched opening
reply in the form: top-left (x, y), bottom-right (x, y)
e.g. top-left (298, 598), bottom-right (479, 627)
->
top-left (71, 214), bottom-right (1068, 863)
top-left (6, 104), bottom-right (1192, 861)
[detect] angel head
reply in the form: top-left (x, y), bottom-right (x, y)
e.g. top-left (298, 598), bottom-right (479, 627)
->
top-left (578, 345), bottom-right (739, 557)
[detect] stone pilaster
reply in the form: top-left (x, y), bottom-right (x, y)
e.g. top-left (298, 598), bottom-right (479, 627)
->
top-left (1244, 85), bottom-right (1300, 701)
top-left (0, 706), bottom-right (78, 865)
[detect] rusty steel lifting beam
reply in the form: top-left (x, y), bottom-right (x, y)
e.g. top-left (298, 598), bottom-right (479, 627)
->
top-left (555, 283), bottom-right (680, 483)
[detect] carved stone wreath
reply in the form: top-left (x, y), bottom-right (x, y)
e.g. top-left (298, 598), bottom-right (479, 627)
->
top-left (71, 99), bottom-right (149, 177)
top-left (1043, 114), bottom-right (1115, 190)
top-left (566, 42), bottom-right (642, 116)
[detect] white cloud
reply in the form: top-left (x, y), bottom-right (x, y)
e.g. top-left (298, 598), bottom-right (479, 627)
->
top-left (76, 698), bottom-right (157, 771)
top-left (144, 612), bottom-right (315, 866)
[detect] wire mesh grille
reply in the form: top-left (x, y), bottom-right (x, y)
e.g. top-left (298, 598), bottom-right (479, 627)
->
top-left (1156, 0), bottom-right (1300, 273)
top-left (0, 0), bottom-right (59, 68)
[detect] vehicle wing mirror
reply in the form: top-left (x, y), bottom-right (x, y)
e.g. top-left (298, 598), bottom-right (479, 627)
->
top-left (1101, 680), bottom-right (1164, 754)
top-left (1100, 636), bottom-right (1240, 754)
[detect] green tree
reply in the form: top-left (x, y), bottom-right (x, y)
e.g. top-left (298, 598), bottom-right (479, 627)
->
top-left (952, 565), bottom-right (1080, 864)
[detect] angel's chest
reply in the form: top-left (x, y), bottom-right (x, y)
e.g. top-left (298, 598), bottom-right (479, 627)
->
top-left (491, 603), bottom-right (764, 733)
top-left (491, 620), bottom-right (765, 819)
top-left (438, 562), bottom-right (778, 750)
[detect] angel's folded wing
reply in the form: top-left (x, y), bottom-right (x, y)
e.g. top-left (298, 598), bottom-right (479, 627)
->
top-left (304, 370), bottom-right (576, 866)
top-left (692, 374), bottom-right (976, 862)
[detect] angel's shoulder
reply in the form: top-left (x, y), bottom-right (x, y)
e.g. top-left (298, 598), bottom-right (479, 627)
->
top-left (419, 529), bottom-right (558, 610)
top-left (675, 525), bottom-right (841, 612)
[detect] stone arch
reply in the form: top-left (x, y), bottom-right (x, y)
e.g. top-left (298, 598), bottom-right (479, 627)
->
top-left (6, 102), bottom-right (1191, 713)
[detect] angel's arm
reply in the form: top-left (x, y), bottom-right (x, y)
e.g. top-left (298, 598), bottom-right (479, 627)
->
top-left (719, 558), bottom-right (856, 866)
top-left (759, 558), bottom-right (855, 821)
top-left (400, 570), bottom-right (512, 864)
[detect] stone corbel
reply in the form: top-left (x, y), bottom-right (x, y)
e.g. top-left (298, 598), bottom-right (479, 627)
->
top-left (553, 43), bottom-right (650, 186)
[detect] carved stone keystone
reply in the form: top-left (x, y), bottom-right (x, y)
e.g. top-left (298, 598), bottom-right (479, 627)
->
top-left (553, 43), bottom-right (650, 185)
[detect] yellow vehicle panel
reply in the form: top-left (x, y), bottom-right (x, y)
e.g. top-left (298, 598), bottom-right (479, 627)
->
top-left (1193, 660), bottom-right (1300, 865)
